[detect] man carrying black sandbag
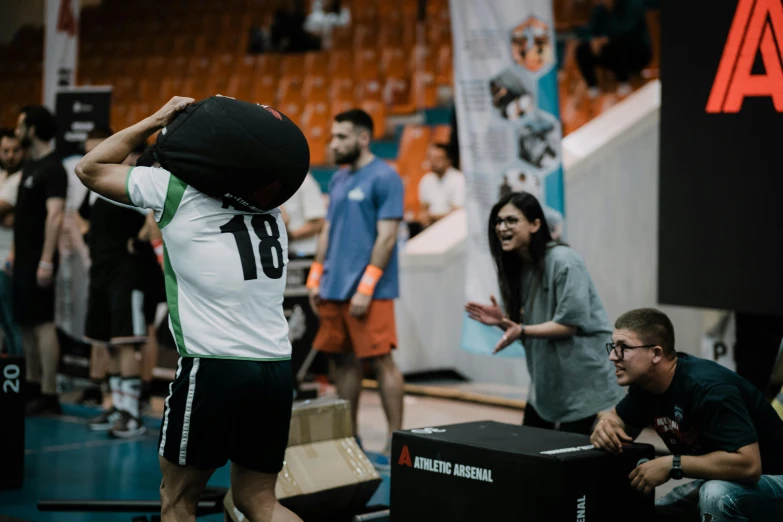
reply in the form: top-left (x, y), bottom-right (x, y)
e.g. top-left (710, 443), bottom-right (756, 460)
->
top-left (76, 97), bottom-right (307, 522)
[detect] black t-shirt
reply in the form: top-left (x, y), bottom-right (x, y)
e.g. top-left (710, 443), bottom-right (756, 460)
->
top-left (79, 191), bottom-right (147, 267)
top-left (13, 152), bottom-right (68, 263)
top-left (616, 353), bottom-right (783, 474)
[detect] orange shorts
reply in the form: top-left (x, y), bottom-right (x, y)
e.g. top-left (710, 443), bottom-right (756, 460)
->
top-left (313, 300), bottom-right (397, 359)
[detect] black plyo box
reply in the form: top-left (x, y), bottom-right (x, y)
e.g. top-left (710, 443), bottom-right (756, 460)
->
top-left (390, 421), bottom-right (655, 522)
top-left (0, 355), bottom-right (25, 490)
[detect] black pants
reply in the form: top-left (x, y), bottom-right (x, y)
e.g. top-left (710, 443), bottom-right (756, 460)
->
top-left (734, 313), bottom-right (783, 399)
top-left (576, 39), bottom-right (652, 87)
top-left (522, 403), bottom-right (597, 436)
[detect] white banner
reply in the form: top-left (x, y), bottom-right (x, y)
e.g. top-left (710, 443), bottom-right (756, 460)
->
top-left (450, 0), bottom-right (565, 357)
top-left (43, 0), bottom-right (80, 112)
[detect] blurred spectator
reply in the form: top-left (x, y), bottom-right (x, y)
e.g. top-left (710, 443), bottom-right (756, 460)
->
top-left (280, 172), bottom-right (326, 259)
top-left (270, 0), bottom-right (320, 53)
top-left (0, 128), bottom-right (24, 356)
top-left (304, 0), bottom-right (351, 50)
top-left (417, 143), bottom-right (465, 228)
top-left (14, 105), bottom-right (67, 415)
top-left (576, 0), bottom-right (652, 99)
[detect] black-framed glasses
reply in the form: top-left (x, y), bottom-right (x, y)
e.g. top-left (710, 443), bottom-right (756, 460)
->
top-left (495, 216), bottom-right (520, 229)
top-left (605, 342), bottom-right (656, 360)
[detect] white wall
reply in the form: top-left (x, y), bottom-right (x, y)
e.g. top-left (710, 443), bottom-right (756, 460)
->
top-left (562, 80), bottom-right (719, 358)
top-left (395, 80), bottom-right (718, 387)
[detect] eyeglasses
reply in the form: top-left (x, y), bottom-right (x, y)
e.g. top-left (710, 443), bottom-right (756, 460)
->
top-left (605, 342), bottom-right (656, 361)
top-left (495, 216), bottom-right (520, 228)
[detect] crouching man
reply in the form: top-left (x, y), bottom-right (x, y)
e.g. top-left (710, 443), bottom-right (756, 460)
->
top-left (591, 308), bottom-right (783, 522)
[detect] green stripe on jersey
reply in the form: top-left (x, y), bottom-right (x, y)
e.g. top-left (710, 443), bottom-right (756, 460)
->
top-left (159, 175), bottom-right (187, 229)
top-left (163, 243), bottom-right (187, 356)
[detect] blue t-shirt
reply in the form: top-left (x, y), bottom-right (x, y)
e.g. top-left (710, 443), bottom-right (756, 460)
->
top-left (320, 158), bottom-right (404, 301)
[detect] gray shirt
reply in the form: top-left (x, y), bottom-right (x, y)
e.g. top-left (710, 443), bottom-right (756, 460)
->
top-left (521, 243), bottom-right (624, 423)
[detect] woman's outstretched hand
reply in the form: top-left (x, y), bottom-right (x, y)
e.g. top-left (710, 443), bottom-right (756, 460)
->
top-left (465, 295), bottom-right (504, 327)
top-left (494, 319), bottom-right (523, 354)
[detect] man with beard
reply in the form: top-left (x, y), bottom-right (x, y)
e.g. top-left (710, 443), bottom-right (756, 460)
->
top-left (13, 105), bottom-right (67, 414)
top-left (307, 109), bottom-right (405, 468)
top-left (0, 129), bottom-right (24, 355)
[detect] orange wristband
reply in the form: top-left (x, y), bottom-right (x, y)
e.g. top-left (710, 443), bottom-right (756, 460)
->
top-left (151, 238), bottom-right (164, 267)
top-left (357, 265), bottom-right (383, 296)
top-left (306, 262), bottom-right (323, 289)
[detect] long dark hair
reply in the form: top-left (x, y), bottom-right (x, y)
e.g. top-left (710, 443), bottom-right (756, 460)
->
top-left (488, 192), bottom-right (554, 323)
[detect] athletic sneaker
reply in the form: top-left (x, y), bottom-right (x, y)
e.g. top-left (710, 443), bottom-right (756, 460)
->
top-left (372, 438), bottom-right (393, 472)
top-left (109, 410), bottom-right (147, 439)
top-left (87, 407), bottom-right (122, 431)
top-left (25, 394), bottom-right (62, 416)
top-left (77, 386), bottom-right (104, 406)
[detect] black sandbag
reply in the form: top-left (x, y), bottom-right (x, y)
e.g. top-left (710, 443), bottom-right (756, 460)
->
top-left (148, 96), bottom-right (310, 212)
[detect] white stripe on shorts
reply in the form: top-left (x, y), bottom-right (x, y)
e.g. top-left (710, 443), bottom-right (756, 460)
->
top-left (131, 289), bottom-right (145, 337)
top-left (179, 358), bottom-right (200, 466)
top-left (158, 358), bottom-right (183, 457)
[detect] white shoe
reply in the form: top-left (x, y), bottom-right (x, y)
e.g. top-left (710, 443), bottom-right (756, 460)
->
top-left (108, 411), bottom-right (147, 439)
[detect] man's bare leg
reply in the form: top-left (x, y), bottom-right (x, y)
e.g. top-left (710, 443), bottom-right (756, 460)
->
top-left (34, 322), bottom-right (59, 396)
top-left (22, 327), bottom-right (40, 397)
top-left (231, 462), bottom-right (302, 522)
top-left (370, 353), bottom-right (404, 439)
top-left (159, 456), bottom-right (215, 522)
top-left (328, 353), bottom-right (363, 436)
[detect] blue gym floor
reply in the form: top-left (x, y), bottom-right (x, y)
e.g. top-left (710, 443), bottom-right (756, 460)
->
top-left (0, 405), bottom-right (390, 522)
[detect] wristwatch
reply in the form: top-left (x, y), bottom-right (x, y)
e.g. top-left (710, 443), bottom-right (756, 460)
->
top-left (669, 455), bottom-right (683, 480)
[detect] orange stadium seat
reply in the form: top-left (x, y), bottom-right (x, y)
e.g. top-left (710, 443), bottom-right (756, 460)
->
top-left (280, 54), bottom-right (306, 78)
top-left (303, 75), bottom-right (329, 104)
top-left (251, 74), bottom-right (277, 105)
top-left (330, 76), bottom-right (355, 103)
top-left (329, 50), bottom-right (354, 77)
top-left (254, 54), bottom-right (281, 77)
top-left (330, 98), bottom-right (354, 119)
top-left (431, 124), bottom-right (451, 144)
top-left (159, 77), bottom-right (183, 103)
top-left (144, 56), bottom-right (167, 79)
top-left (358, 100), bottom-right (386, 140)
top-left (136, 78), bottom-right (161, 105)
top-left (304, 52), bottom-right (329, 76)
top-left (226, 75), bottom-right (253, 103)
top-left (233, 55), bottom-right (257, 78)
top-left (396, 125), bottom-right (432, 216)
top-left (301, 102), bottom-right (330, 165)
top-left (210, 53), bottom-right (235, 79)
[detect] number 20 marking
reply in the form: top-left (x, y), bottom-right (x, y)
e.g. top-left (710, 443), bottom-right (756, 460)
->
top-left (3, 364), bottom-right (20, 393)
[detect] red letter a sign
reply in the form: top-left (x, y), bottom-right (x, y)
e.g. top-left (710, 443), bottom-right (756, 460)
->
top-left (398, 445), bottom-right (412, 467)
top-left (57, 0), bottom-right (78, 37)
top-left (706, 0), bottom-right (783, 113)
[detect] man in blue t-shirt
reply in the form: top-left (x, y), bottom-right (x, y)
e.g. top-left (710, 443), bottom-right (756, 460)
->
top-left (591, 308), bottom-right (783, 521)
top-left (307, 109), bottom-right (405, 464)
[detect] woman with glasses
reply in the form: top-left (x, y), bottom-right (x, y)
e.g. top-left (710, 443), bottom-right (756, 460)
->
top-left (465, 192), bottom-right (623, 435)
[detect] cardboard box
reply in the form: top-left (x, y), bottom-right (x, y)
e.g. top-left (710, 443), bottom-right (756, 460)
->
top-left (224, 437), bottom-right (382, 521)
top-left (288, 395), bottom-right (353, 446)
top-left (391, 421), bottom-right (655, 522)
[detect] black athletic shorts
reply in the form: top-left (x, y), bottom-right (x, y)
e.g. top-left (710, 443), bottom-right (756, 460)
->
top-left (85, 261), bottom-right (153, 345)
top-left (158, 357), bottom-right (294, 473)
top-left (12, 264), bottom-right (56, 327)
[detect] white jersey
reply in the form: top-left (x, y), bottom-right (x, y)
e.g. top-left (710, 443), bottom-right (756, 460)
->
top-left (126, 166), bottom-right (291, 361)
